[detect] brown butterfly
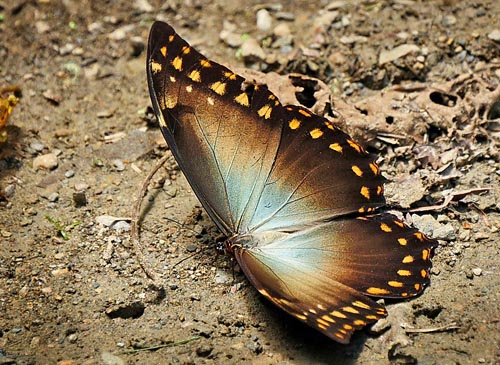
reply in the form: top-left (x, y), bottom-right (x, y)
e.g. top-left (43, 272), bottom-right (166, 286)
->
top-left (147, 21), bottom-right (436, 344)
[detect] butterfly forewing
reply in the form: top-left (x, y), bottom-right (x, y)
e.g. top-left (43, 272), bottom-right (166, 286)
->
top-left (147, 21), bottom-right (437, 344)
top-left (244, 105), bottom-right (386, 232)
top-left (147, 21), bottom-right (284, 235)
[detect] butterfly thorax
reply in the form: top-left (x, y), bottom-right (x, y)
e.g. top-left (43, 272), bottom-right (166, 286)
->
top-left (225, 231), bottom-right (291, 255)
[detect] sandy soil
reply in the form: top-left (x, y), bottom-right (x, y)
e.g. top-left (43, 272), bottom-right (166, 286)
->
top-left (1, 1), bottom-right (499, 364)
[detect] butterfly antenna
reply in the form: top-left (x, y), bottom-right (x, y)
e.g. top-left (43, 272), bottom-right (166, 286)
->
top-left (131, 154), bottom-right (171, 285)
top-left (172, 251), bottom-right (201, 268)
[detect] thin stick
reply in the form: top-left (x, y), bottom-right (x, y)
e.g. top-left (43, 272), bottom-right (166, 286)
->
top-left (131, 154), bottom-right (170, 283)
top-left (118, 336), bottom-right (201, 354)
top-left (408, 187), bottom-right (490, 213)
top-left (403, 322), bottom-right (459, 334)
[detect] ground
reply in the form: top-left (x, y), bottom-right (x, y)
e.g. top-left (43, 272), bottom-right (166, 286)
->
top-left (1, 1), bottom-right (500, 364)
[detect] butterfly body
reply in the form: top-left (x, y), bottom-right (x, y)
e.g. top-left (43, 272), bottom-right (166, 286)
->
top-left (147, 21), bottom-right (436, 344)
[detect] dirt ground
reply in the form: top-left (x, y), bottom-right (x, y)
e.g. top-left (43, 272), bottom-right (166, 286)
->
top-left (1, 1), bottom-right (500, 364)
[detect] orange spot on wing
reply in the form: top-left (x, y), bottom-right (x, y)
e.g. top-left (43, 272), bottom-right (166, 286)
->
top-left (351, 165), bottom-right (363, 177)
top-left (257, 105), bottom-right (272, 119)
top-left (188, 70), bottom-right (201, 82)
top-left (160, 46), bottom-right (167, 57)
top-left (200, 59), bottom-right (211, 67)
top-left (366, 287), bottom-right (390, 295)
top-left (289, 118), bottom-right (301, 130)
top-left (298, 109), bottom-right (311, 117)
top-left (397, 269), bottom-right (412, 276)
top-left (388, 281), bottom-right (403, 288)
top-left (360, 186), bottom-right (370, 200)
top-left (402, 255), bottom-right (414, 263)
top-left (369, 162), bottom-right (379, 175)
top-left (380, 223), bottom-right (392, 232)
top-left (347, 139), bottom-right (362, 153)
top-left (329, 143), bottom-right (342, 153)
top-left (310, 128), bottom-right (323, 139)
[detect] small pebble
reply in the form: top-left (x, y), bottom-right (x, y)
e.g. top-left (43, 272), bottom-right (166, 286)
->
top-left (65, 170), bottom-right (75, 178)
top-left (472, 268), bottom-right (482, 276)
top-left (273, 23), bottom-right (291, 37)
top-left (396, 31), bottom-right (410, 40)
top-left (433, 223), bottom-right (456, 241)
top-left (35, 20), bottom-right (50, 34)
top-left (165, 187), bottom-right (177, 197)
top-left (442, 15), bottom-right (457, 26)
top-left (59, 43), bottom-right (75, 56)
top-left (487, 29), bottom-right (500, 42)
top-left (186, 243), bottom-right (198, 253)
top-left (4, 184), bottom-right (15, 197)
top-left (20, 218), bottom-right (32, 226)
top-left (193, 224), bottom-right (204, 235)
top-left (33, 153), bottom-right (58, 170)
top-left (241, 38), bottom-right (266, 62)
top-left (112, 221), bottom-right (131, 232)
top-left (196, 345), bottom-right (213, 357)
top-left (30, 141), bottom-right (45, 152)
top-left (43, 192), bottom-right (59, 202)
top-left (275, 11), bottom-right (295, 21)
top-left (113, 159), bottom-right (125, 171)
top-left (214, 269), bottom-right (232, 284)
top-left (379, 44), bottom-right (420, 65)
top-left (101, 351), bottom-right (125, 365)
top-left (133, 0), bottom-right (153, 13)
top-left (256, 9), bottom-right (272, 31)
top-left (74, 182), bottom-right (89, 191)
top-left (51, 268), bottom-right (69, 277)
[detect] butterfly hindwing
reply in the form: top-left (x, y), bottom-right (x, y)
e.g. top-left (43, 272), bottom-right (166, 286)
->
top-left (233, 240), bottom-right (387, 344)
top-left (232, 213), bottom-right (435, 342)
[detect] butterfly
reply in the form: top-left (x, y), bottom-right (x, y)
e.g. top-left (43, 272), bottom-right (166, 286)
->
top-left (146, 21), bottom-right (436, 344)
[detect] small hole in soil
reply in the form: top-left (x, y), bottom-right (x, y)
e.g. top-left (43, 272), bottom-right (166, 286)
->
top-left (427, 124), bottom-right (444, 142)
top-left (429, 91), bottom-right (457, 107)
top-left (106, 302), bottom-right (145, 319)
top-left (487, 100), bottom-right (500, 120)
top-left (385, 116), bottom-right (394, 124)
top-left (475, 134), bottom-right (487, 143)
top-left (414, 305), bottom-right (442, 319)
top-left (289, 76), bottom-right (318, 108)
